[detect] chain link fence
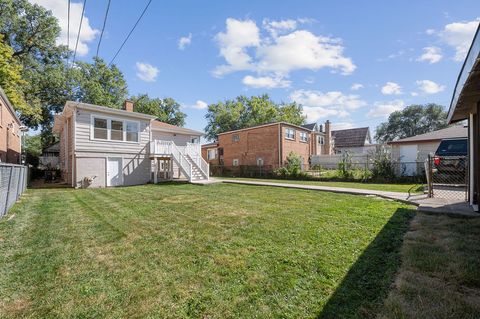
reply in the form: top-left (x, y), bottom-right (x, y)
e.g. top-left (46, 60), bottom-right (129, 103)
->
top-left (426, 155), bottom-right (468, 201)
top-left (0, 163), bottom-right (29, 218)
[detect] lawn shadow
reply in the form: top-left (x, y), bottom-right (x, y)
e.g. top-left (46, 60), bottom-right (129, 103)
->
top-left (317, 207), bottom-right (416, 319)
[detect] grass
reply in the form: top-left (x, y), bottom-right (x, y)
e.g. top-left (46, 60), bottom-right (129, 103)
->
top-left (218, 177), bottom-right (424, 194)
top-left (0, 183), bottom-right (415, 318)
top-left (380, 212), bottom-right (480, 319)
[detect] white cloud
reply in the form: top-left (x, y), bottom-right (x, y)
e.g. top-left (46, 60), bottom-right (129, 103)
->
top-left (381, 82), bottom-right (402, 95)
top-left (367, 100), bottom-right (405, 118)
top-left (178, 33), bottom-right (192, 50)
top-left (417, 46), bottom-right (443, 64)
top-left (416, 80), bottom-right (445, 94)
top-left (290, 89), bottom-right (366, 121)
top-left (411, 92), bottom-right (419, 97)
top-left (135, 62), bottom-right (159, 82)
top-left (213, 18), bottom-right (260, 76)
top-left (429, 19), bottom-right (479, 61)
top-left (350, 83), bottom-right (363, 91)
top-left (242, 75), bottom-right (291, 88)
top-left (256, 30), bottom-right (355, 75)
top-left (192, 100), bottom-right (208, 110)
top-left (262, 19), bottom-right (298, 37)
top-left (213, 18), bottom-right (355, 82)
top-left (30, 0), bottom-right (99, 56)
top-left (332, 122), bottom-right (354, 130)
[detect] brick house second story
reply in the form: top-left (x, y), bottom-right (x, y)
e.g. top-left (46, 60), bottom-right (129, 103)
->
top-left (0, 87), bottom-right (24, 164)
top-left (202, 121), bottom-right (333, 170)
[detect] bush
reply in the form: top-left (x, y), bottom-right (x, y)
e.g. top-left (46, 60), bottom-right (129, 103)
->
top-left (337, 153), bottom-right (354, 179)
top-left (274, 152), bottom-right (308, 179)
top-left (371, 148), bottom-right (396, 182)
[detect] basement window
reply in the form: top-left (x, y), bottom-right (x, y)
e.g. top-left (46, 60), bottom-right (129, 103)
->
top-left (232, 134), bottom-right (240, 142)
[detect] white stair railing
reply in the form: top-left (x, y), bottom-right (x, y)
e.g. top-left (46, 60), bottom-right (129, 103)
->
top-left (170, 142), bottom-right (193, 182)
top-left (185, 143), bottom-right (209, 179)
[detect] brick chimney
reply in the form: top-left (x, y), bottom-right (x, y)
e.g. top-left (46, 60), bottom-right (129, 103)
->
top-left (123, 100), bottom-right (134, 112)
top-left (324, 120), bottom-right (332, 155)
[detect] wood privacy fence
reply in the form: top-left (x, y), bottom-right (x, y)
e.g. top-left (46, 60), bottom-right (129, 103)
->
top-left (0, 163), bottom-right (28, 218)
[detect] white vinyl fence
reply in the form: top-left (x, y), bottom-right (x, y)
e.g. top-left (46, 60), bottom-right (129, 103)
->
top-left (0, 163), bottom-right (28, 218)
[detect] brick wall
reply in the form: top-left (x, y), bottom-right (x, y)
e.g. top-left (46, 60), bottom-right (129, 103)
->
top-left (219, 124), bottom-right (281, 167)
top-left (0, 96), bottom-right (21, 164)
top-left (201, 145), bottom-right (220, 165)
top-left (280, 124), bottom-right (311, 169)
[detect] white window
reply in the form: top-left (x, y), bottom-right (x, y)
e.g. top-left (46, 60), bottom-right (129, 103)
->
top-left (92, 116), bottom-right (139, 143)
top-left (232, 134), bottom-right (240, 142)
top-left (207, 149), bottom-right (217, 160)
top-left (191, 137), bottom-right (199, 144)
top-left (285, 128), bottom-right (295, 140)
top-left (257, 157), bottom-right (264, 166)
top-left (93, 118), bottom-right (108, 140)
top-left (111, 120), bottom-right (123, 141)
top-left (232, 159), bottom-right (239, 166)
top-left (300, 132), bottom-right (308, 142)
top-left (319, 136), bottom-right (325, 145)
top-left (126, 121), bottom-right (139, 142)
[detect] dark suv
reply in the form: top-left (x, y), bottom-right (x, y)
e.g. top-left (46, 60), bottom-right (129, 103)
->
top-left (433, 138), bottom-right (468, 174)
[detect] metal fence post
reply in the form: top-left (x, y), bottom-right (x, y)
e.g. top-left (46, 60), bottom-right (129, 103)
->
top-left (3, 166), bottom-right (13, 216)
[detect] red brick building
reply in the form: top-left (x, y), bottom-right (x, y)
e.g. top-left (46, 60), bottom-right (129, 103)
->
top-left (202, 121), bottom-right (332, 170)
top-left (0, 88), bottom-right (24, 164)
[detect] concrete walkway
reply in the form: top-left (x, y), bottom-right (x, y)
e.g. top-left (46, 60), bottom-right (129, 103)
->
top-left (219, 179), bottom-right (478, 217)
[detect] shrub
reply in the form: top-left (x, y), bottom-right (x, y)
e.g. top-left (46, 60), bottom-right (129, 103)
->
top-left (337, 152), bottom-right (354, 179)
top-left (371, 147), bottom-right (396, 181)
top-left (274, 152), bottom-right (308, 179)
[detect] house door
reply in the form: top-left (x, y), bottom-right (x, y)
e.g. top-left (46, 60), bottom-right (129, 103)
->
top-left (107, 157), bottom-right (123, 187)
top-left (399, 145), bottom-right (417, 176)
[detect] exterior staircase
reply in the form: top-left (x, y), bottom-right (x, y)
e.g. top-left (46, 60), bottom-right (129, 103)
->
top-left (150, 140), bottom-right (209, 182)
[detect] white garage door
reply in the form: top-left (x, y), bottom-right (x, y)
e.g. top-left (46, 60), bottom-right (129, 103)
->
top-left (399, 145), bottom-right (418, 176)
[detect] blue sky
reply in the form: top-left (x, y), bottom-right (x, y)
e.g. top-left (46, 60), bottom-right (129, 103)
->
top-left (33, 0), bottom-right (480, 138)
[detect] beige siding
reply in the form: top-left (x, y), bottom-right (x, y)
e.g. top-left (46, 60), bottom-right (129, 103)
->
top-left (75, 109), bottom-right (151, 154)
top-left (152, 130), bottom-right (194, 146)
top-left (391, 141), bottom-right (440, 161)
top-left (76, 152), bottom-right (151, 188)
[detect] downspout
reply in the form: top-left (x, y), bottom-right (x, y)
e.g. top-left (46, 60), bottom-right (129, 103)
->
top-left (278, 123), bottom-right (282, 167)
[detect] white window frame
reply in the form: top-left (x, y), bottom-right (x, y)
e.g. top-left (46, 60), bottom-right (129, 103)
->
top-left (232, 134), bottom-right (240, 142)
top-left (90, 115), bottom-right (140, 144)
top-left (319, 136), bottom-right (325, 145)
top-left (300, 132), bottom-right (308, 143)
top-left (207, 148), bottom-right (217, 160)
top-left (256, 157), bottom-right (264, 166)
top-left (232, 159), bottom-right (239, 166)
top-left (285, 128), bottom-right (295, 140)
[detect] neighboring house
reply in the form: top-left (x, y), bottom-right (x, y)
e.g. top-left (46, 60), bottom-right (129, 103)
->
top-left (301, 120), bottom-right (333, 156)
top-left (331, 127), bottom-right (373, 154)
top-left (201, 122), bottom-right (323, 170)
top-left (388, 125), bottom-right (468, 176)
top-left (201, 142), bottom-right (220, 165)
top-left (447, 22), bottom-right (480, 210)
top-left (53, 100), bottom-right (207, 188)
top-left (39, 142), bottom-right (60, 169)
top-left (0, 87), bottom-right (24, 164)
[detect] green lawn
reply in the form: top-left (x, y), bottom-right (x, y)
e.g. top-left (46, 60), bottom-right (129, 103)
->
top-left (0, 183), bottom-right (415, 318)
top-left (218, 177), bottom-right (424, 193)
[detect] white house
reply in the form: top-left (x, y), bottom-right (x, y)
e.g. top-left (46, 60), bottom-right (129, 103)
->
top-left (53, 100), bottom-right (208, 188)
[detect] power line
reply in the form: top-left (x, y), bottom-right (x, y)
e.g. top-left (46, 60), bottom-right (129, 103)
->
top-left (67, 0), bottom-right (70, 51)
top-left (72, 0), bottom-right (87, 66)
top-left (108, 0), bottom-right (152, 66)
top-left (96, 0), bottom-right (111, 58)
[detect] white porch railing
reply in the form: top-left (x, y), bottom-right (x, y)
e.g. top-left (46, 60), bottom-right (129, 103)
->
top-left (185, 142), bottom-right (209, 177)
top-left (150, 140), bottom-right (208, 181)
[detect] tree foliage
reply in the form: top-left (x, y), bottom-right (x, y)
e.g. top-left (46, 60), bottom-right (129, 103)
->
top-left (72, 57), bottom-right (128, 108)
top-left (205, 94), bottom-right (306, 140)
top-left (130, 94), bottom-right (186, 126)
top-left (375, 104), bottom-right (448, 143)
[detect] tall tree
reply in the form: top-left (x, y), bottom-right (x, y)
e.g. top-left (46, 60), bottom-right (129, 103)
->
top-left (375, 104), bottom-right (448, 143)
top-left (204, 94), bottom-right (305, 140)
top-left (130, 94), bottom-right (186, 126)
top-left (72, 57), bottom-right (128, 108)
top-left (0, 0), bottom-right (70, 128)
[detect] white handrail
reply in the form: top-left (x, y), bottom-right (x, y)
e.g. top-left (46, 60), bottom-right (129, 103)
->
top-left (170, 142), bottom-right (192, 182)
top-left (186, 142), bottom-right (209, 178)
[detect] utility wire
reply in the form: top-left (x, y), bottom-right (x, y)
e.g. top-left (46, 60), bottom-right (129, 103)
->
top-left (108, 0), bottom-right (153, 66)
top-left (67, 0), bottom-right (70, 51)
top-left (72, 0), bottom-right (87, 67)
top-left (96, 0), bottom-right (111, 58)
